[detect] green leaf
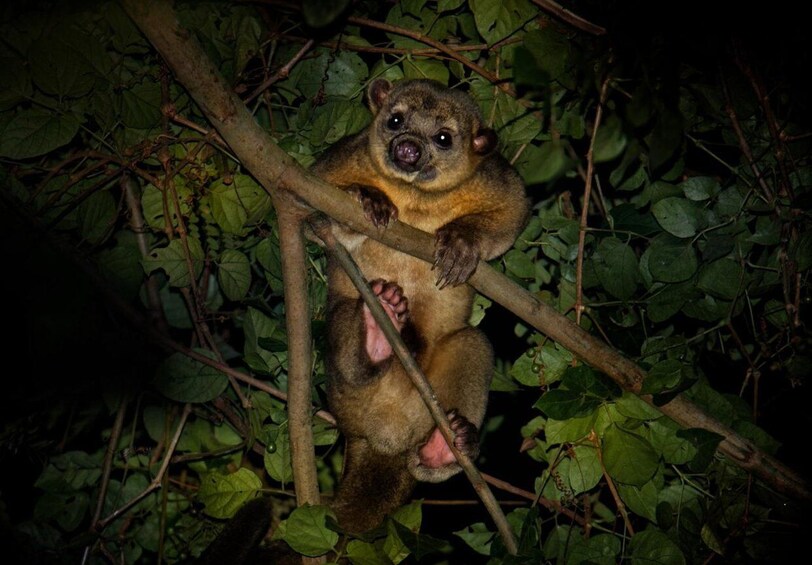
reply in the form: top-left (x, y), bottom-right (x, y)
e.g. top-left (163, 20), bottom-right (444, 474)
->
top-left (280, 505), bottom-right (339, 556)
top-left (469, 0), bottom-right (534, 44)
top-left (646, 419), bottom-right (697, 465)
top-left (153, 351), bottom-right (228, 403)
top-left (522, 28), bottom-right (573, 86)
top-left (646, 235), bottom-right (698, 282)
top-left (454, 522), bottom-right (494, 556)
top-left (615, 392), bottom-right (663, 421)
top-left (697, 258), bottom-right (744, 300)
top-left (264, 429), bottom-right (293, 483)
top-left (640, 359), bottom-right (684, 395)
top-left (218, 249), bottom-right (251, 301)
top-left (141, 177), bottom-right (194, 231)
top-left (565, 445), bottom-right (602, 494)
top-left (567, 533), bottom-right (621, 565)
top-left (209, 175), bottom-right (272, 235)
top-left (515, 141), bottom-right (570, 185)
top-left (346, 539), bottom-right (392, 564)
top-left (243, 307), bottom-right (288, 374)
top-left (34, 491), bottom-right (89, 531)
top-left (790, 231), bottom-right (812, 271)
top-left (388, 521), bottom-right (451, 560)
top-left (544, 414), bottom-right (594, 445)
top-left (591, 237), bottom-right (640, 300)
top-left (310, 98), bottom-right (371, 146)
top-left (652, 197), bottom-right (702, 238)
top-left (646, 281), bottom-right (697, 323)
top-left (629, 529), bottom-right (686, 565)
top-left (504, 249), bottom-right (535, 279)
top-left (0, 107), bottom-right (80, 159)
top-left (683, 292), bottom-right (734, 322)
top-left (617, 481), bottom-right (659, 522)
top-left (121, 80), bottom-right (162, 129)
top-left (28, 28), bottom-right (100, 97)
top-left (676, 428), bottom-right (724, 472)
top-left (403, 58), bottom-right (450, 84)
top-left (680, 176), bottom-right (719, 201)
top-left (77, 190), bottom-right (117, 245)
top-left (198, 469), bottom-right (263, 519)
top-left (535, 389), bottom-right (600, 420)
top-left (593, 114), bottom-right (628, 163)
top-left (391, 500), bottom-right (422, 531)
top-left (601, 425), bottom-right (658, 486)
top-left (301, 0), bottom-right (351, 28)
top-left (142, 237), bottom-right (205, 288)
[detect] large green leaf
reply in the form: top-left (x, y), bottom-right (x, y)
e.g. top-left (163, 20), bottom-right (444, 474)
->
top-left (142, 237), bottom-right (205, 288)
top-left (591, 237), bottom-right (640, 300)
top-left (198, 469), bottom-right (263, 519)
top-left (601, 425), bottom-right (658, 486)
top-left (469, 0), bottom-right (534, 43)
top-left (218, 249), bottom-right (251, 301)
top-left (646, 235), bottom-right (698, 282)
top-left (629, 529), bottom-right (686, 565)
top-left (208, 175), bottom-right (272, 235)
top-left (697, 258), bottom-right (745, 300)
top-left (278, 505), bottom-right (339, 556)
top-left (652, 197), bottom-right (702, 238)
top-left (0, 108), bottom-right (80, 159)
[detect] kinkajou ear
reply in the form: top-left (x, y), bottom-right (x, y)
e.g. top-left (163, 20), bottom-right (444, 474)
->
top-left (472, 127), bottom-right (498, 155)
top-left (367, 78), bottom-right (394, 114)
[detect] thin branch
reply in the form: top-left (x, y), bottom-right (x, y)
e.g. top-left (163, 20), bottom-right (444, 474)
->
top-left (720, 70), bottom-right (774, 203)
top-left (531, 0), bottom-right (607, 36)
top-left (733, 51), bottom-right (795, 201)
top-left (96, 404), bottom-right (192, 530)
top-left (91, 397), bottom-right (129, 526)
top-left (245, 39), bottom-right (315, 104)
top-left (481, 472), bottom-right (585, 526)
top-left (575, 71), bottom-right (612, 325)
top-left (308, 215), bottom-right (518, 555)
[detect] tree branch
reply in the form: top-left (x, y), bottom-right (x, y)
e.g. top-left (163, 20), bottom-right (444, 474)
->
top-left (122, 0), bottom-right (811, 505)
top-left (273, 192), bottom-right (323, 558)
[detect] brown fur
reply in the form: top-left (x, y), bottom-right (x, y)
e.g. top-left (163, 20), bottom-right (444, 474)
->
top-left (313, 79), bottom-right (529, 533)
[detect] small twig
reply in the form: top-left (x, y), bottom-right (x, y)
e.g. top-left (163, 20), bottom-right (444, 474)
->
top-left (481, 472), bottom-right (585, 526)
top-left (308, 214), bottom-right (519, 555)
top-left (575, 71), bottom-right (612, 325)
top-left (84, 395), bottom-right (129, 565)
top-left (96, 404), bottom-right (192, 530)
top-left (720, 70), bottom-right (774, 203)
top-left (245, 39), bottom-right (315, 103)
top-left (733, 51), bottom-right (795, 201)
top-left (530, 0), bottom-right (607, 36)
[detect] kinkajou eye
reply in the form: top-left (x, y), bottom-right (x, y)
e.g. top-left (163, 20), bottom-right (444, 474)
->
top-left (387, 113), bottom-right (404, 131)
top-left (433, 131), bottom-right (453, 149)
